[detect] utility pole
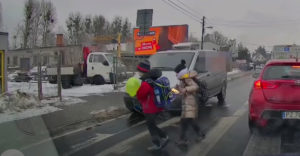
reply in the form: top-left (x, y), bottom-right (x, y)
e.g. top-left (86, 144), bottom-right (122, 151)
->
top-left (201, 16), bottom-right (205, 50)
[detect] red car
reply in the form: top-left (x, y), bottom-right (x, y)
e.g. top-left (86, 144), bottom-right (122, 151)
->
top-left (249, 59), bottom-right (300, 131)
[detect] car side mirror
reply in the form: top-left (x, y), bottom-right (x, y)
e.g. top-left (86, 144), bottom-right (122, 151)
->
top-left (103, 60), bottom-right (109, 66)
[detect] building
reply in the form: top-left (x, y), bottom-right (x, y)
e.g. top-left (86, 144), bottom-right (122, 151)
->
top-left (7, 46), bottom-right (82, 71)
top-left (272, 44), bottom-right (300, 59)
top-left (172, 42), bottom-right (220, 50)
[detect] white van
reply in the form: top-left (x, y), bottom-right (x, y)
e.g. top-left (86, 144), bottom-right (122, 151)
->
top-left (87, 52), bottom-right (126, 85)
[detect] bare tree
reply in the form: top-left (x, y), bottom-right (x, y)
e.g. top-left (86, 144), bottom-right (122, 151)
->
top-left (121, 18), bottom-right (131, 42)
top-left (40, 0), bottom-right (56, 47)
top-left (111, 16), bottom-right (123, 38)
top-left (28, 0), bottom-right (41, 48)
top-left (66, 12), bottom-right (85, 45)
top-left (22, 0), bottom-right (35, 48)
top-left (92, 15), bottom-right (107, 36)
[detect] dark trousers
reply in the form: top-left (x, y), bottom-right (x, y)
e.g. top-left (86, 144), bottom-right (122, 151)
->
top-left (144, 113), bottom-right (167, 146)
top-left (180, 118), bottom-right (201, 140)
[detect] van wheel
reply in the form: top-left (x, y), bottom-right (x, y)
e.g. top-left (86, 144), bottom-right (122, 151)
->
top-left (217, 82), bottom-right (227, 105)
top-left (93, 75), bottom-right (105, 85)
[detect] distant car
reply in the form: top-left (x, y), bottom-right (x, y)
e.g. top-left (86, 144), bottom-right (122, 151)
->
top-left (124, 50), bottom-right (230, 113)
top-left (14, 72), bottom-right (32, 82)
top-left (249, 59), bottom-right (300, 132)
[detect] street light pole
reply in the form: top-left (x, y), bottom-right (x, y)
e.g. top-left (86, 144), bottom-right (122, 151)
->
top-left (201, 16), bottom-right (205, 50)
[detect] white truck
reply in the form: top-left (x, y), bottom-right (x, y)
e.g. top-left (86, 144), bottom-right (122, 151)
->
top-left (46, 46), bottom-right (126, 89)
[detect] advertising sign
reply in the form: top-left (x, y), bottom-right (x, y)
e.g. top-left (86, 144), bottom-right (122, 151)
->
top-left (134, 25), bottom-right (188, 55)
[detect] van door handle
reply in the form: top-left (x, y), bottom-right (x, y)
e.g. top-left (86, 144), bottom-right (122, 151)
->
top-left (207, 74), bottom-right (210, 77)
top-left (92, 66), bottom-right (94, 70)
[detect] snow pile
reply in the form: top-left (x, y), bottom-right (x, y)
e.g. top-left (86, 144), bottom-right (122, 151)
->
top-left (90, 106), bottom-right (129, 122)
top-left (8, 82), bottom-right (116, 97)
top-left (227, 69), bottom-right (241, 76)
top-left (8, 82), bottom-right (57, 97)
top-left (0, 90), bottom-right (40, 113)
top-left (0, 106), bottom-right (61, 124)
top-left (62, 84), bottom-right (114, 97)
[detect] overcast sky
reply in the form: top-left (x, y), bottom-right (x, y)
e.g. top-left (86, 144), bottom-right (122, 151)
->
top-left (2, 0), bottom-right (300, 51)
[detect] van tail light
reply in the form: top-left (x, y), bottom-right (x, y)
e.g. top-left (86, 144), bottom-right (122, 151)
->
top-left (254, 80), bottom-right (278, 89)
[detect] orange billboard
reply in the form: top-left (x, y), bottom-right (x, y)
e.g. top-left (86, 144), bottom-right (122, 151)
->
top-left (134, 25), bottom-right (188, 56)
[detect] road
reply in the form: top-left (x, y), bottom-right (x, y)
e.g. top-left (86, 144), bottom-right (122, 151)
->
top-left (11, 74), bottom-right (300, 156)
top-left (51, 74), bottom-right (253, 156)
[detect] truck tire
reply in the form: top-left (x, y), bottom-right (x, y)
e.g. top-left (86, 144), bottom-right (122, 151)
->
top-left (72, 75), bottom-right (83, 86)
top-left (93, 75), bottom-right (105, 85)
top-left (217, 82), bottom-right (227, 105)
top-left (197, 80), bottom-right (208, 105)
top-left (62, 76), bottom-right (72, 89)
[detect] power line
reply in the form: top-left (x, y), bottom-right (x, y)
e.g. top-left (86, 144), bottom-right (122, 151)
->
top-left (160, 0), bottom-right (202, 23)
top-left (175, 0), bottom-right (202, 16)
top-left (166, 0), bottom-right (202, 21)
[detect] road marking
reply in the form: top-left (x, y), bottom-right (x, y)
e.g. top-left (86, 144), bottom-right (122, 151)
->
top-left (243, 134), bottom-right (281, 156)
top-left (187, 102), bottom-right (248, 156)
top-left (97, 117), bottom-right (180, 156)
top-left (19, 113), bottom-right (133, 152)
top-left (71, 133), bottom-right (114, 150)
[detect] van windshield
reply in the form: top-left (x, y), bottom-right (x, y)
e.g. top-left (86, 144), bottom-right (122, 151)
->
top-left (149, 52), bottom-right (195, 71)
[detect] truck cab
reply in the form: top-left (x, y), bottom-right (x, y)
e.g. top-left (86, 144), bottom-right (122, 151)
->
top-left (87, 52), bottom-right (126, 85)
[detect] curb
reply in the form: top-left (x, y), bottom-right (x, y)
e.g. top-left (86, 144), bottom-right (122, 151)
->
top-left (227, 71), bottom-right (252, 81)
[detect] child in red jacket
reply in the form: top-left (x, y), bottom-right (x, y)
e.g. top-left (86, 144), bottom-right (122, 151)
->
top-left (136, 61), bottom-right (169, 151)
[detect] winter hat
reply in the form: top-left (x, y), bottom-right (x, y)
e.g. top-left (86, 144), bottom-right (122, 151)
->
top-left (137, 60), bottom-right (150, 73)
top-left (177, 68), bottom-right (189, 79)
top-left (174, 60), bottom-right (186, 73)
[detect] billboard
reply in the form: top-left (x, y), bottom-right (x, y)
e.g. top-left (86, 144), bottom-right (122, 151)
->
top-left (134, 24), bottom-right (188, 55)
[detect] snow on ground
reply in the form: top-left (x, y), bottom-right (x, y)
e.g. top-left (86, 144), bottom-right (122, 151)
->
top-left (62, 84), bottom-right (114, 97)
top-left (8, 82), bottom-right (115, 97)
top-left (0, 105), bottom-right (61, 124)
top-left (227, 68), bottom-right (241, 76)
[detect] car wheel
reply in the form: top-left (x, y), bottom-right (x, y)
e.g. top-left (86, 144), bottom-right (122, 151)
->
top-left (248, 118), bottom-right (256, 133)
top-left (93, 75), bottom-right (105, 85)
top-left (217, 82), bottom-right (227, 105)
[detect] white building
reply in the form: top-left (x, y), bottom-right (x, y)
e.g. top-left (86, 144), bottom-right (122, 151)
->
top-left (172, 42), bottom-right (220, 51)
top-left (272, 44), bottom-right (300, 59)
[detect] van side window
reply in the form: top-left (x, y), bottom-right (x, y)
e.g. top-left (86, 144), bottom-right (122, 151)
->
top-left (93, 55), bottom-right (105, 63)
top-left (194, 56), bottom-right (206, 73)
top-left (89, 54), bottom-right (93, 63)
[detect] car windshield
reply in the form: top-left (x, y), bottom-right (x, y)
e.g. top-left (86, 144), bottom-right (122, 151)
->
top-left (149, 52), bottom-right (194, 71)
top-left (263, 65), bottom-right (300, 80)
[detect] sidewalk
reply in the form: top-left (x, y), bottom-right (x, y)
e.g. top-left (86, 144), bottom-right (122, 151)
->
top-left (41, 92), bottom-right (127, 136)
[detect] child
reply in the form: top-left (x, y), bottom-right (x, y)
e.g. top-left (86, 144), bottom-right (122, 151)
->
top-left (136, 61), bottom-right (169, 151)
top-left (174, 60), bottom-right (205, 145)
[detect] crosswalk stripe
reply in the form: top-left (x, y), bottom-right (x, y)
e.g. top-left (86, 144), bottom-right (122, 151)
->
top-left (98, 101), bottom-right (248, 156)
top-left (187, 101), bottom-right (248, 156)
top-left (97, 117), bottom-right (180, 156)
